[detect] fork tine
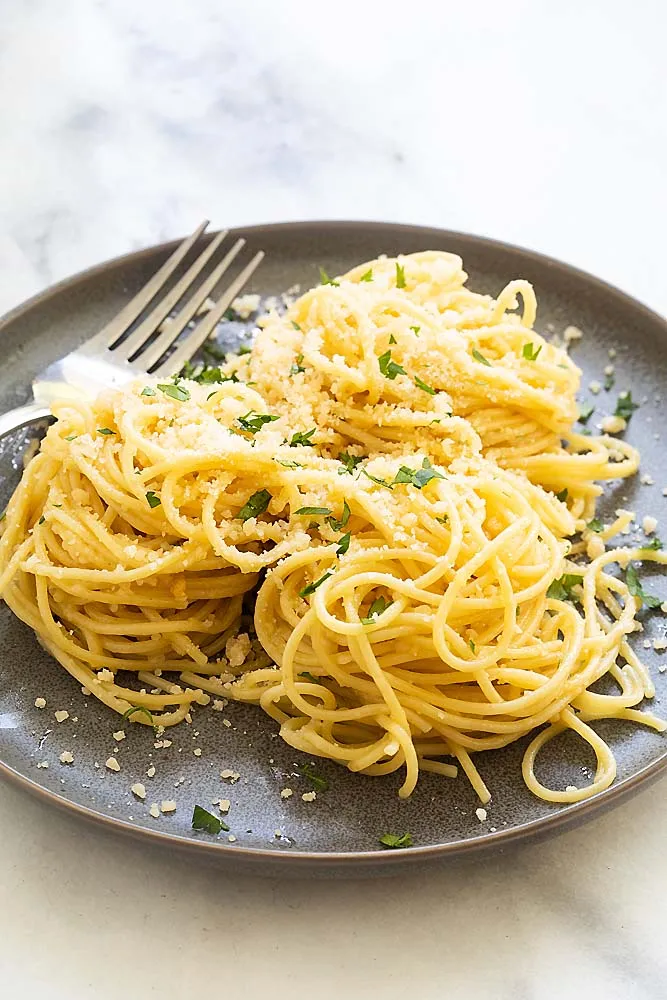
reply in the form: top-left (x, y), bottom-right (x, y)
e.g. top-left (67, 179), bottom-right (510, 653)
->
top-left (136, 238), bottom-right (246, 370)
top-left (151, 251), bottom-right (265, 377)
top-left (113, 229), bottom-right (229, 363)
top-left (88, 221), bottom-right (210, 349)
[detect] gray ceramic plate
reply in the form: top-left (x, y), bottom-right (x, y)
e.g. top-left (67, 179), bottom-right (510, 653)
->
top-left (1, 221), bottom-right (666, 876)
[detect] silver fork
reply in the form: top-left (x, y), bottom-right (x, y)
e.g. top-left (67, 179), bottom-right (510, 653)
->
top-left (0, 221), bottom-right (264, 440)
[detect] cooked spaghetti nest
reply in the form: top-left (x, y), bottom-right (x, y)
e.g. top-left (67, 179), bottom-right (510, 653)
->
top-left (0, 250), bottom-right (664, 807)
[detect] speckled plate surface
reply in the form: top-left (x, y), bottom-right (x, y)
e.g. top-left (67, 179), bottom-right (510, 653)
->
top-left (1, 221), bottom-right (666, 876)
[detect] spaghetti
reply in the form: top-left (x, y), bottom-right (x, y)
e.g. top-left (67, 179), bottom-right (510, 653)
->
top-left (1, 251), bottom-right (664, 804)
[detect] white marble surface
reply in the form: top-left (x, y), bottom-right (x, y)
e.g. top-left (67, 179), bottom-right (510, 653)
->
top-left (1, 1), bottom-right (667, 997)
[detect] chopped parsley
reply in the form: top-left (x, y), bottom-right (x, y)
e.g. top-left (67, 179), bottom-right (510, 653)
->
top-left (359, 268), bottom-right (373, 282)
top-left (472, 348), bottom-right (492, 367)
top-left (546, 573), bottom-right (583, 601)
top-left (469, 639), bottom-right (476, 654)
top-left (389, 333), bottom-right (397, 345)
top-left (38, 516), bottom-right (45, 525)
top-left (140, 386), bottom-right (156, 397)
top-left (275, 459), bottom-right (301, 469)
top-left (395, 262), bottom-right (406, 288)
top-left (290, 354), bottom-right (306, 375)
top-left (327, 501), bottom-right (350, 532)
top-left (436, 514), bottom-right (449, 524)
top-left (577, 404), bottom-right (594, 425)
top-left (290, 428), bottom-right (316, 447)
top-left (378, 350), bottom-right (407, 380)
top-left (319, 267), bottom-right (339, 286)
top-left (640, 536), bottom-right (662, 551)
top-left (414, 375), bottom-right (436, 395)
top-left (626, 564), bottom-right (661, 608)
top-left (202, 342), bottom-right (226, 362)
top-left (362, 469), bottom-right (394, 489)
top-left (300, 762), bottom-right (328, 792)
top-left (298, 671), bottom-right (322, 684)
top-left (379, 832), bottom-right (412, 849)
top-left (97, 427), bottom-right (115, 435)
top-left (335, 531), bottom-right (351, 556)
top-left (65, 434), bottom-right (77, 441)
top-left (410, 325), bottom-right (420, 335)
top-left (237, 489), bottom-right (272, 522)
top-left (237, 411), bottom-right (279, 434)
top-left (146, 491), bottom-right (161, 509)
top-left (157, 382), bottom-right (190, 402)
top-left (393, 458), bottom-right (446, 489)
top-left (192, 804), bottom-right (228, 835)
top-left (237, 344), bottom-right (252, 355)
top-left (291, 321), bottom-right (302, 331)
top-left (122, 706), bottom-right (155, 725)
top-left (522, 342), bottom-right (542, 361)
top-left (294, 506), bottom-right (332, 517)
top-left (337, 451), bottom-right (363, 475)
top-left (604, 372), bottom-right (615, 392)
top-left (587, 517), bottom-right (604, 533)
top-left (614, 391), bottom-right (639, 421)
top-left (362, 595), bottom-right (393, 623)
top-left (556, 488), bottom-right (569, 502)
top-left (299, 570), bottom-right (335, 597)
top-left (192, 365), bottom-right (236, 385)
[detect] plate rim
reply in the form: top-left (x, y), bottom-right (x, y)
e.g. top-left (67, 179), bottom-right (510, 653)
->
top-left (1, 218), bottom-right (666, 871)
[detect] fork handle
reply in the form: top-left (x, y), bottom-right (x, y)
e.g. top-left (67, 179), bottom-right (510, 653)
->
top-left (0, 401), bottom-right (53, 440)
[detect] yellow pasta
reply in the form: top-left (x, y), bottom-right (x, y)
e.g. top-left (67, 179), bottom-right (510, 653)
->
top-left (1, 251), bottom-right (664, 805)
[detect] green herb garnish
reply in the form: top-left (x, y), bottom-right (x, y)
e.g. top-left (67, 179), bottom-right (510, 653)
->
top-left (157, 383), bottom-right (190, 402)
top-left (389, 333), bottom-right (397, 345)
top-left (290, 428), bottom-right (316, 447)
top-left (379, 832), bottom-right (412, 849)
top-left (362, 595), bottom-right (393, 623)
top-left (141, 386), bottom-right (156, 397)
top-left (378, 350), bottom-right (407, 380)
top-left (362, 469), bottom-right (394, 489)
top-left (237, 411), bottom-right (279, 434)
top-left (615, 391), bottom-right (639, 421)
top-left (359, 269), bottom-right (373, 282)
top-left (556, 488), bottom-right (569, 502)
top-left (327, 501), bottom-right (350, 532)
top-left (122, 706), bottom-right (157, 733)
top-left (472, 348), bottom-right (492, 367)
top-left (299, 671), bottom-right (323, 684)
top-left (335, 532), bottom-right (351, 556)
top-left (414, 375), bottom-right (436, 395)
top-left (38, 516), bottom-right (45, 525)
top-left (237, 489), bottom-right (272, 522)
top-left (626, 564), bottom-right (662, 608)
top-left (604, 372), bottom-right (615, 392)
top-left (393, 458), bottom-right (446, 489)
top-left (578, 404), bottom-right (594, 425)
top-left (587, 517), bottom-right (604, 533)
top-left (300, 762), bottom-right (328, 792)
top-left (546, 573), bottom-right (583, 601)
top-left (640, 536), bottom-right (662, 552)
top-left (319, 267), bottom-right (339, 287)
top-left (65, 434), bottom-right (77, 441)
top-left (237, 344), bottom-right (252, 355)
top-left (97, 427), bottom-right (115, 435)
top-left (469, 639), bottom-right (476, 653)
top-left (275, 459), bottom-right (301, 469)
top-left (192, 804), bottom-right (228, 835)
top-left (299, 570), bottom-right (335, 597)
top-left (395, 262), bottom-right (406, 288)
top-left (294, 506), bottom-right (332, 517)
top-left (291, 321), bottom-right (302, 331)
top-left (522, 342), bottom-right (542, 361)
top-left (338, 452), bottom-right (363, 475)
top-left (290, 353), bottom-right (306, 375)
top-left (410, 325), bottom-right (420, 335)
top-left (146, 491), bottom-right (161, 509)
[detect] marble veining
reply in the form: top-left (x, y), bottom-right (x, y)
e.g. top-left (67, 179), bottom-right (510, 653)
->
top-left (0, 1), bottom-right (666, 998)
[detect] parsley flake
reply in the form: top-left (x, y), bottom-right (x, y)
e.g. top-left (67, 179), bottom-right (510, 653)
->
top-left (378, 350), bottom-right (407, 380)
top-left (319, 267), bottom-right (339, 287)
top-left (359, 268), bottom-right (373, 282)
top-left (393, 458), bottom-right (446, 489)
top-left (192, 804), bottom-right (228, 835)
top-left (362, 469), bottom-right (394, 489)
top-left (522, 342), bottom-right (542, 361)
top-left (300, 762), bottom-right (328, 792)
top-left (640, 536), bottom-right (662, 552)
top-left (294, 506), bottom-right (332, 517)
top-left (275, 459), bottom-right (301, 469)
top-left (97, 427), bottom-right (115, 435)
top-left (546, 573), bottom-right (583, 601)
top-left (140, 387), bottom-right (156, 397)
top-left (614, 391), bottom-right (639, 421)
top-left (472, 348), bottom-right (492, 366)
top-left (157, 383), bottom-right (190, 402)
top-left (291, 321), bottom-right (302, 331)
top-left (587, 517), bottom-right (604, 533)
top-left (290, 428), bottom-right (316, 447)
top-left (237, 489), bottom-right (272, 522)
top-left (336, 532), bottom-right (351, 556)
top-left (395, 262), bottom-right (406, 288)
top-left (409, 325), bottom-right (420, 335)
top-left (362, 595), bottom-right (393, 623)
top-left (389, 334), bottom-right (397, 345)
top-left (379, 832), bottom-right (412, 849)
top-left (414, 375), bottom-right (436, 395)
top-left (578, 404), bottom-right (594, 425)
top-left (299, 570), bottom-right (335, 597)
top-left (626, 564), bottom-right (661, 608)
top-left (327, 501), bottom-right (350, 532)
top-left (337, 452), bottom-right (363, 475)
top-left (290, 353), bottom-right (306, 375)
top-left (604, 372), bottom-right (615, 392)
top-left (556, 488), bottom-right (569, 502)
top-left (237, 411), bottom-right (279, 434)
top-left (146, 491), bottom-right (161, 509)
top-left (122, 706), bottom-right (156, 727)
